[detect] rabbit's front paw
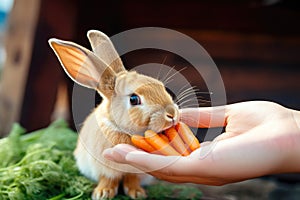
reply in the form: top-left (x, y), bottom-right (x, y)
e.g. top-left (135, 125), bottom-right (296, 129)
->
top-left (124, 185), bottom-right (147, 199)
top-left (123, 174), bottom-right (147, 199)
top-left (92, 176), bottom-right (119, 200)
top-left (92, 187), bottom-right (117, 200)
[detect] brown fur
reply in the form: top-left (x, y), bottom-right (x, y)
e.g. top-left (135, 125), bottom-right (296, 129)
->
top-left (129, 107), bottom-right (150, 127)
top-left (135, 83), bottom-right (173, 106)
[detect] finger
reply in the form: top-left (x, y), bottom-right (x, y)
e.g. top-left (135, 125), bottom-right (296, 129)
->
top-left (149, 171), bottom-right (227, 185)
top-left (213, 131), bottom-right (242, 141)
top-left (179, 106), bottom-right (227, 128)
top-left (104, 144), bottom-right (208, 175)
top-left (103, 143), bottom-right (177, 172)
top-left (103, 144), bottom-right (139, 163)
top-left (124, 148), bottom-right (217, 176)
top-left (125, 151), bottom-right (184, 173)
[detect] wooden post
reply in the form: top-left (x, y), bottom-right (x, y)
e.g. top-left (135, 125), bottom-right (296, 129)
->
top-left (18, 0), bottom-right (78, 132)
top-left (0, 0), bottom-right (41, 136)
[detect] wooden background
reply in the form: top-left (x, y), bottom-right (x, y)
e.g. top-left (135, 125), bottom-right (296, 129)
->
top-left (1, 0), bottom-right (300, 133)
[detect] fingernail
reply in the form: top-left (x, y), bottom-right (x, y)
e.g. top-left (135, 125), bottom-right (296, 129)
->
top-left (114, 147), bottom-right (129, 158)
top-left (103, 148), bottom-right (114, 161)
top-left (102, 147), bottom-right (130, 163)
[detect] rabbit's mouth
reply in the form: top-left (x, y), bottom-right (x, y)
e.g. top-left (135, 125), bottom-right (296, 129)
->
top-left (163, 121), bottom-right (179, 131)
top-left (148, 116), bottom-right (179, 134)
top-left (147, 105), bottom-right (179, 133)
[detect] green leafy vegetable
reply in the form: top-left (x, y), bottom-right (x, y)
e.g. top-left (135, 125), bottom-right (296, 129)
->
top-left (0, 120), bottom-right (94, 200)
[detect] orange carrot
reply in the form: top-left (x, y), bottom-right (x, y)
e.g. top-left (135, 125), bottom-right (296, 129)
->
top-left (158, 133), bottom-right (169, 143)
top-left (176, 122), bottom-right (200, 151)
top-left (131, 135), bottom-right (156, 153)
top-left (165, 127), bottom-right (190, 156)
top-left (145, 130), bottom-right (181, 156)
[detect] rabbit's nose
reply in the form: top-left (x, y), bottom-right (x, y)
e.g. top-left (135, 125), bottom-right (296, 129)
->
top-left (164, 105), bottom-right (178, 122)
top-left (166, 113), bottom-right (174, 119)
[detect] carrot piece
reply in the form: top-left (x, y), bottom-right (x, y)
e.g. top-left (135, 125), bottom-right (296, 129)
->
top-left (176, 122), bottom-right (200, 151)
top-left (145, 130), bottom-right (181, 156)
top-left (158, 133), bottom-right (169, 143)
top-left (165, 127), bottom-right (191, 156)
top-left (131, 135), bottom-right (156, 152)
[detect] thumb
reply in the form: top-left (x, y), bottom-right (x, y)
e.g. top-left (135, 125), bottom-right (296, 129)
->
top-left (104, 144), bottom-right (181, 173)
top-left (125, 151), bottom-right (182, 173)
top-left (103, 144), bottom-right (137, 163)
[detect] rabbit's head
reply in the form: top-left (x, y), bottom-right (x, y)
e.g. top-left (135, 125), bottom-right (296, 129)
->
top-left (49, 30), bottom-right (179, 134)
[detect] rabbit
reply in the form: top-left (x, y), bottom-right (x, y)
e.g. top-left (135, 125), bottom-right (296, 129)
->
top-left (48, 30), bottom-right (179, 199)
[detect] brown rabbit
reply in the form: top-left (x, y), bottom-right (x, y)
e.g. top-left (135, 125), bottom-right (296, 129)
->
top-left (49, 30), bottom-right (179, 199)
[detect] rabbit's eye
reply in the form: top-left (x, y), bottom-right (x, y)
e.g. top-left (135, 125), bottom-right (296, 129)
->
top-left (130, 94), bottom-right (141, 106)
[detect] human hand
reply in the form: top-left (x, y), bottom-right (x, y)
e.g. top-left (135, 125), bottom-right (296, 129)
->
top-left (103, 101), bottom-right (300, 185)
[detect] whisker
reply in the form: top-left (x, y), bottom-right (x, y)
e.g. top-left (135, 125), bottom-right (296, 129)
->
top-left (176, 84), bottom-right (207, 101)
top-left (156, 56), bottom-right (168, 80)
top-left (182, 97), bottom-right (211, 104)
top-left (179, 104), bottom-right (201, 108)
top-left (156, 65), bottom-right (163, 80)
top-left (176, 87), bottom-right (212, 105)
top-left (198, 102), bottom-right (211, 106)
top-left (178, 97), bottom-right (199, 104)
top-left (164, 78), bottom-right (174, 85)
top-left (196, 98), bottom-right (211, 103)
top-left (176, 95), bottom-right (196, 105)
top-left (163, 67), bottom-right (187, 86)
top-left (176, 83), bottom-right (193, 96)
top-left (177, 93), bottom-right (211, 107)
top-left (176, 92), bottom-right (202, 104)
top-left (178, 98), bottom-right (199, 107)
top-left (161, 65), bottom-right (176, 84)
top-left (176, 86), bottom-right (198, 100)
top-left (161, 55), bottom-right (168, 65)
top-left (181, 101), bottom-right (210, 107)
top-left (177, 85), bottom-right (212, 97)
top-left (179, 97), bottom-right (211, 107)
top-left (176, 89), bottom-right (199, 101)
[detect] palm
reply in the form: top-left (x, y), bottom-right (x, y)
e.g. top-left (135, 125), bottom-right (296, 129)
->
top-left (174, 101), bottom-right (299, 184)
top-left (219, 101), bottom-right (288, 140)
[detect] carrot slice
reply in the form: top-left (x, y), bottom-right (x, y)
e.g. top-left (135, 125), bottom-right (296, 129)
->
top-left (165, 127), bottom-right (191, 156)
top-left (145, 130), bottom-right (181, 156)
top-left (176, 122), bottom-right (200, 151)
top-left (131, 135), bottom-right (156, 152)
top-left (158, 133), bottom-right (169, 143)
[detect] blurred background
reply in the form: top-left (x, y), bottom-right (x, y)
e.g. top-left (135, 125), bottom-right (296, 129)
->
top-left (0, 0), bottom-right (299, 198)
top-left (1, 0), bottom-right (300, 134)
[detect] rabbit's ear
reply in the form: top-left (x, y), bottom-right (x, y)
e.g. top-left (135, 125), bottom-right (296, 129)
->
top-left (49, 38), bottom-right (116, 96)
top-left (87, 30), bottom-right (125, 73)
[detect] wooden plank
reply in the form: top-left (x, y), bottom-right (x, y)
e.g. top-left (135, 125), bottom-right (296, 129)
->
top-left (0, 0), bottom-right (40, 136)
top-left (180, 30), bottom-right (300, 64)
top-left (19, 0), bottom-right (78, 132)
top-left (119, 1), bottom-right (300, 36)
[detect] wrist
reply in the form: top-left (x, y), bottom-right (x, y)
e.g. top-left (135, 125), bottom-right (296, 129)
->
top-left (284, 109), bottom-right (300, 173)
top-left (292, 110), bottom-right (300, 133)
